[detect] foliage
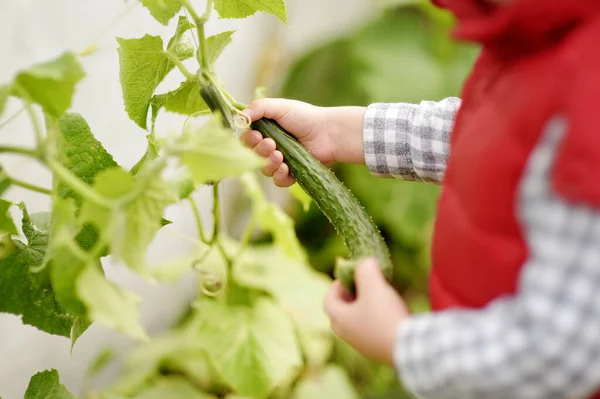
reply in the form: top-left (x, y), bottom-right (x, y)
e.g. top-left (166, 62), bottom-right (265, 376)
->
top-left (0, 0), bottom-right (475, 398)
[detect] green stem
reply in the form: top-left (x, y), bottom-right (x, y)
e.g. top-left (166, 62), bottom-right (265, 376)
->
top-left (0, 106), bottom-right (26, 130)
top-left (14, 85), bottom-right (44, 150)
top-left (0, 145), bottom-right (39, 158)
top-left (180, 0), bottom-right (211, 70)
top-left (222, 89), bottom-right (247, 111)
top-left (163, 51), bottom-right (196, 80)
top-left (47, 159), bottom-right (113, 208)
top-left (9, 177), bottom-right (52, 195)
top-left (189, 197), bottom-right (208, 244)
top-left (211, 183), bottom-right (219, 243)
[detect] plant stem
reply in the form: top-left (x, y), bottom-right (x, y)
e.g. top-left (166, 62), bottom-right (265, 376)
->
top-left (222, 89), bottom-right (247, 111)
top-left (13, 85), bottom-right (44, 150)
top-left (47, 159), bottom-right (113, 208)
top-left (180, 0), bottom-right (211, 70)
top-left (9, 177), bottom-right (52, 195)
top-left (0, 106), bottom-right (25, 130)
top-left (163, 51), bottom-right (196, 80)
top-left (0, 145), bottom-right (39, 158)
top-left (189, 197), bottom-right (208, 243)
top-left (211, 183), bottom-right (219, 243)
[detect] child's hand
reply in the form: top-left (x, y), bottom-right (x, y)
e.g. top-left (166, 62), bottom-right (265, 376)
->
top-left (241, 99), bottom-right (367, 187)
top-left (324, 258), bottom-right (409, 367)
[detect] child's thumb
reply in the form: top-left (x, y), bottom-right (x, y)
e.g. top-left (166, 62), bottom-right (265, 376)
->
top-left (354, 258), bottom-right (387, 296)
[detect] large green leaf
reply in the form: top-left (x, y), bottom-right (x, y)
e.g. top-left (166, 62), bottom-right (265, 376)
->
top-left (214, 0), bottom-right (287, 23)
top-left (233, 244), bottom-right (329, 332)
top-left (292, 366), bottom-right (360, 399)
top-left (58, 113), bottom-right (120, 251)
top-left (233, 244), bottom-right (332, 366)
top-left (0, 199), bottom-right (18, 235)
top-left (117, 35), bottom-right (169, 129)
top-left (76, 262), bottom-right (148, 340)
top-left (175, 119), bottom-right (264, 185)
top-left (140, 0), bottom-right (182, 25)
top-left (58, 113), bottom-right (119, 201)
top-left (150, 30), bottom-right (235, 118)
top-left (239, 173), bottom-right (304, 261)
top-left (13, 52), bottom-right (84, 117)
top-left (206, 30), bottom-right (236, 64)
top-left (161, 80), bottom-right (208, 115)
top-left (196, 298), bottom-right (302, 398)
top-left (0, 205), bottom-right (75, 337)
top-left (79, 167), bottom-right (176, 274)
top-left (25, 369), bottom-right (78, 399)
top-left (46, 199), bottom-right (89, 316)
top-left (117, 34), bottom-right (193, 129)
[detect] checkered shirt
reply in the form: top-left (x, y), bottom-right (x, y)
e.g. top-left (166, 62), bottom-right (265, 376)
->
top-left (364, 101), bottom-right (600, 399)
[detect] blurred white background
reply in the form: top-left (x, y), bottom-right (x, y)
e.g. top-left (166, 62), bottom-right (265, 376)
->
top-left (0, 0), bottom-right (376, 397)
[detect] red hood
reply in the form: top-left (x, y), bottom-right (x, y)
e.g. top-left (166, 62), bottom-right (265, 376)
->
top-left (433, 0), bottom-right (600, 54)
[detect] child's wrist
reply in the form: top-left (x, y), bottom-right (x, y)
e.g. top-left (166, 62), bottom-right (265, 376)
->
top-left (327, 106), bottom-right (367, 165)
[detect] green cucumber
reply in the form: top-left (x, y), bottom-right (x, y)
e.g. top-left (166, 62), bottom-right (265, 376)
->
top-left (200, 84), bottom-right (393, 293)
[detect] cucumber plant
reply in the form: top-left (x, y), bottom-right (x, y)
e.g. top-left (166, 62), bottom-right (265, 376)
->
top-left (0, 0), bottom-right (392, 397)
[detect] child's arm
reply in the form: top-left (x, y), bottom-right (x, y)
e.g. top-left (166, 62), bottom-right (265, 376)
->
top-left (326, 116), bottom-right (600, 399)
top-left (363, 98), bottom-right (460, 183)
top-left (241, 97), bottom-right (461, 185)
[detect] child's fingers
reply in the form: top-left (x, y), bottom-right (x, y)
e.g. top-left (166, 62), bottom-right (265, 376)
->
top-left (324, 281), bottom-right (351, 316)
top-left (261, 151), bottom-right (284, 177)
top-left (244, 98), bottom-right (294, 122)
top-left (273, 164), bottom-right (296, 187)
top-left (240, 129), bottom-right (263, 148)
top-left (354, 258), bottom-right (385, 296)
top-left (253, 138), bottom-right (277, 157)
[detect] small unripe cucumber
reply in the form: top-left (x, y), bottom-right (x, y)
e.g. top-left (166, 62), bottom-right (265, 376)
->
top-left (200, 84), bottom-right (393, 293)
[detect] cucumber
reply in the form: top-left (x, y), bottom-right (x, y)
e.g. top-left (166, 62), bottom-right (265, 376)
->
top-left (200, 84), bottom-right (393, 293)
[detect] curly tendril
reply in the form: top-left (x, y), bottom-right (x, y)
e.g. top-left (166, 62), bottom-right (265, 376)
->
top-left (233, 111), bottom-right (251, 129)
top-left (192, 256), bottom-right (226, 297)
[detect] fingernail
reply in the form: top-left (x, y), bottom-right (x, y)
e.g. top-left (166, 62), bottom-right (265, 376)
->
top-left (270, 153), bottom-right (279, 162)
top-left (242, 108), bottom-right (252, 118)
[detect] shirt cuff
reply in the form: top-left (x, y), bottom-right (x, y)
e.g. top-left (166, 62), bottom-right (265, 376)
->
top-left (363, 102), bottom-right (420, 180)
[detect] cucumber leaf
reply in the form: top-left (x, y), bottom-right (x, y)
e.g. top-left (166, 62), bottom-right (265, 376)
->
top-left (0, 199), bottom-right (18, 235)
top-left (13, 52), bottom-right (85, 117)
top-left (175, 119), bottom-right (264, 185)
top-left (25, 369), bottom-right (78, 399)
top-left (214, 0), bottom-right (287, 24)
top-left (76, 262), bottom-right (148, 341)
top-left (0, 204), bottom-right (75, 337)
top-left (239, 173), bottom-right (305, 262)
top-left (79, 167), bottom-right (176, 274)
top-left (140, 0), bottom-right (182, 25)
top-left (195, 298), bottom-right (302, 398)
top-left (117, 33), bottom-right (194, 130)
top-left (206, 30), bottom-right (236, 64)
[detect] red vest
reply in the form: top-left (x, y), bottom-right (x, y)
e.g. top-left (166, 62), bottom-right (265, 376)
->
top-left (430, 0), bottom-right (600, 396)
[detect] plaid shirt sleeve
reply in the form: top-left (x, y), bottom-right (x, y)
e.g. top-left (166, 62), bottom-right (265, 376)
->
top-left (363, 98), bottom-right (461, 183)
top-left (395, 116), bottom-right (600, 399)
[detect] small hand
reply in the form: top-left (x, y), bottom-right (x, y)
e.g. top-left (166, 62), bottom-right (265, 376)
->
top-left (240, 98), bottom-right (334, 187)
top-left (324, 258), bottom-right (409, 367)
